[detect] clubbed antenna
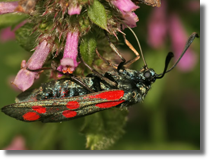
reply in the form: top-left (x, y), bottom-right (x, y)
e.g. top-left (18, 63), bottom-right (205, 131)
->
top-left (156, 32), bottom-right (199, 78)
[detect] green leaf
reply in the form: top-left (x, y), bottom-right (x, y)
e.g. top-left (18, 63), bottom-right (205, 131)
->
top-left (15, 23), bottom-right (39, 52)
top-left (81, 108), bottom-right (128, 150)
top-left (79, 34), bottom-right (97, 66)
top-left (88, 0), bottom-right (108, 30)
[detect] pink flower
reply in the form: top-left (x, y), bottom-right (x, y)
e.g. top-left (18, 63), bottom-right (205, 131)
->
top-left (13, 40), bottom-right (51, 91)
top-left (147, 1), bottom-right (167, 48)
top-left (186, 1), bottom-right (200, 12)
top-left (4, 136), bottom-right (27, 150)
top-left (0, 1), bottom-right (19, 15)
top-left (0, 21), bottom-right (26, 42)
top-left (112, 0), bottom-right (139, 12)
top-left (122, 12), bottom-right (139, 28)
top-left (0, 27), bottom-right (15, 42)
top-left (57, 31), bottom-right (79, 75)
top-left (111, 0), bottom-right (139, 28)
top-left (68, 5), bottom-right (82, 16)
top-left (169, 14), bottom-right (197, 72)
top-left (147, 0), bottom-right (198, 72)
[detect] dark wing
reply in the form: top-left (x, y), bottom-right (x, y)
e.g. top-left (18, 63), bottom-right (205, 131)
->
top-left (1, 90), bottom-right (125, 122)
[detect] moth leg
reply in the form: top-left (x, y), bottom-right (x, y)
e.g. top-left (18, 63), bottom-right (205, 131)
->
top-left (105, 32), bottom-right (140, 69)
top-left (86, 74), bottom-right (102, 91)
top-left (26, 67), bottom-right (52, 72)
top-left (78, 52), bottom-right (117, 87)
top-left (26, 60), bottom-right (58, 72)
top-left (69, 75), bottom-right (95, 93)
top-left (122, 35), bottom-right (140, 68)
top-left (104, 32), bottom-right (126, 64)
top-left (95, 49), bottom-right (118, 69)
top-left (26, 65), bottom-right (95, 93)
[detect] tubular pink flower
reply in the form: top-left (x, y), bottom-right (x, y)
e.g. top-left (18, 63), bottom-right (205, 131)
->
top-left (122, 12), bottom-right (139, 28)
top-left (57, 31), bottom-right (79, 75)
top-left (68, 5), bottom-right (82, 16)
top-left (111, 0), bottom-right (139, 29)
top-left (111, 0), bottom-right (139, 12)
top-left (0, 21), bottom-right (26, 42)
top-left (4, 136), bottom-right (27, 150)
top-left (13, 40), bottom-right (51, 91)
top-left (0, 1), bottom-right (19, 15)
top-left (0, 27), bottom-right (15, 42)
top-left (147, 1), bottom-right (167, 48)
top-left (169, 14), bottom-right (197, 72)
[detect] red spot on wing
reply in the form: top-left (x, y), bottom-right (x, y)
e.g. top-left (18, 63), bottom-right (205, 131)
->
top-left (62, 110), bottom-right (77, 118)
top-left (96, 100), bottom-right (125, 108)
top-left (32, 106), bottom-right (46, 113)
top-left (87, 90), bottom-right (124, 100)
top-left (66, 101), bottom-right (80, 109)
top-left (23, 112), bottom-right (40, 121)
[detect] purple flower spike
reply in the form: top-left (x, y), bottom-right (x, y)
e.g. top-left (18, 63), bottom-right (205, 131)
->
top-left (111, 0), bottom-right (139, 29)
top-left (57, 31), bottom-right (79, 74)
top-left (0, 1), bottom-right (19, 15)
top-left (68, 5), bottom-right (82, 16)
top-left (13, 40), bottom-right (51, 91)
top-left (147, 1), bottom-right (167, 48)
top-left (169, 14), bottom-right (197, 72)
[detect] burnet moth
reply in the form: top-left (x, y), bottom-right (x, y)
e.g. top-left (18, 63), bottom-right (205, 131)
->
top-left (1, 32), bottom-right (198, 122)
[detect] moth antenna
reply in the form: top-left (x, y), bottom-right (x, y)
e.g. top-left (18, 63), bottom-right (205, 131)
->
top-left (166, 32), bottom-right (199, 73)
top-left (156, 32), bottom-right (199, 78)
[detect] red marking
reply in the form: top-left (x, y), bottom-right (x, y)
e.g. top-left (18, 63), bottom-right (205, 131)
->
top-left (62, 110), bottom-right (77, 118)
top-left (66, 101), bottom-right (80, 110)
top-left (86, 90), bottom-right (124, 100)
top-left (32, 106), bottom-right (46, 113)
top-left (96, 100), bottom-right (125, 108)
top-left (23, 112), bottom-right (40, 121)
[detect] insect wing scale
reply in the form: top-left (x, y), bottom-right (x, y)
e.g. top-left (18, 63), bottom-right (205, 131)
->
top-left (42, 100), bottom-right (125, 123)
top-left (1, 90), bottom-right (125, 122)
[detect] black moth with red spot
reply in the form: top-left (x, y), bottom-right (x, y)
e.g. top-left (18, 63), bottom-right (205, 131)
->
top-left (1, 33), bottom-right (198, 122)
top-left (1, 73), bottom-right (139, 122)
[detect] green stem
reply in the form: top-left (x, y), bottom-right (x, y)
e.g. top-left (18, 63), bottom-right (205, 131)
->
top-left (150, 106), bottom-right (167, 143)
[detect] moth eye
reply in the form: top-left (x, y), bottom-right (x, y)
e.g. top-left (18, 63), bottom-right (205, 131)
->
top-left (144, 71), bottom-right (151, 79)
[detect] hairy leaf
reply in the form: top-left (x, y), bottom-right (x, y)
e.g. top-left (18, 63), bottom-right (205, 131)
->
top-left (88, 0), bottom-right (108, 30)
top-left (79, 34), bottom-right (97, 66)
top-left (15, 23), bottom-right (39, 52)
top-left (81, 108), bottom-right (128, 150)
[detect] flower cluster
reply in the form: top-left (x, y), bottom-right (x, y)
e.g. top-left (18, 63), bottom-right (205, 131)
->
top-left (0, 0), bottom-right (160, 91)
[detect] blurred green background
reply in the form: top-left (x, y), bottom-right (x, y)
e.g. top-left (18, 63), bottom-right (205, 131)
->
top-left (0, 0), bottom-right (200, 150)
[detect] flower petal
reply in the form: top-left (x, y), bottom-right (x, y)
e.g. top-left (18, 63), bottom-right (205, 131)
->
top-left (12, 69), bottom-right (39, 91)
top-left (27, 40), bottom-right (51, 70)
top-left (68, 5), bottom-right (82, 15)
top-left (122, 12), bottom-right (139, 28)
top-left (111, 0), bottom-right (139, 12)
top-left (0, 1), bottom-right (19, 15)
